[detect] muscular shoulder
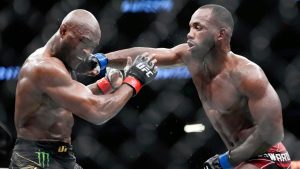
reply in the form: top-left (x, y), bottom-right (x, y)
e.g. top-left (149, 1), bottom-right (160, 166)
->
top-left (231, 54), bottom-right (269, 98)
top-left (20, 52), bottom-right (71, 88)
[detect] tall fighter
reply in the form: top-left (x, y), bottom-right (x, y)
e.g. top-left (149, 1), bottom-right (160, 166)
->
top-left (103, 4), bottom-right (291, 169)
top-left (10, 9), bottom-right (157, 169)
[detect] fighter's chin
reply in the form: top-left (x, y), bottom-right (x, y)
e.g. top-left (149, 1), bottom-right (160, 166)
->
top-left (189, 46), bottom-right (199, 54)
top-left (187, 42), bottom-right (198, 53)
top-left (188, 46), bottom-right (195, 52)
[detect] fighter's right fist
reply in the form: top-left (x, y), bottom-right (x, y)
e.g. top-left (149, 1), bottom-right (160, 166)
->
top-left (123, 53), bottom-right (157, 96)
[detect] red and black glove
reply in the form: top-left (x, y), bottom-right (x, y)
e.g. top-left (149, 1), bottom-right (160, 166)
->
top-left (123, 53), bottom-right (157, 96)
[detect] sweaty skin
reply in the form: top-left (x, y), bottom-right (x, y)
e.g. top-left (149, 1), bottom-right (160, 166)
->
top-left (14, 9), bottom-right (137, 144)
top-left (105, 6), bottom-right (283, 168)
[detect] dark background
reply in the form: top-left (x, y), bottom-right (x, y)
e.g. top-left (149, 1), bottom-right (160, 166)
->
top-left (0, 0), bottom-right (300, 168)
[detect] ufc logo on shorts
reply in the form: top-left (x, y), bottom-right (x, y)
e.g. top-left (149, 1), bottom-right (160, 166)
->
top-left (58, 145), bottom-right (68, 153)
top-left (136, 63), bottom-right (153, 77)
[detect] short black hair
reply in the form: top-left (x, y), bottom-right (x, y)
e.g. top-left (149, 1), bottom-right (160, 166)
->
top-left (200, 4), bottom-right (234, 36)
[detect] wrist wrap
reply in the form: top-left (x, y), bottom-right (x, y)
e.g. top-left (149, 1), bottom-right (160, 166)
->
top-left (219, 152), bottom-right (234, 169)
top-left (94, 53), bottom-right (108, 78)
top-left (97, 77), bottom-right (112, 94)
top-left (123, 76), bottom-right (142, 96)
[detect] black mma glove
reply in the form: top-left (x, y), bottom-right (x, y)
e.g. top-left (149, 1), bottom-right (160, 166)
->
top-left (76, 53), bottom-right (108, 77)
top-left (204, 154), bottom-right (222, 169)
top-left (204, 152), bottom-right (234, 169)
top-left (123, 53), bottom-right (157, 96)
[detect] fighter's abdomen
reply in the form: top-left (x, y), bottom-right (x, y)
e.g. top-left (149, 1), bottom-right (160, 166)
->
top-left (16, 104), bottom-right (74, 143)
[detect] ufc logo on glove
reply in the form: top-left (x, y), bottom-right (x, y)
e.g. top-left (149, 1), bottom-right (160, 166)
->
top-left (136, 63), bottom-right (154, 77)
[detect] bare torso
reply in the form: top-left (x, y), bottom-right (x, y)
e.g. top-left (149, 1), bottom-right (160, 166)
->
top-left (183, 52), bottom-right (256, 149)
top-left (15, 48), bottom-right (74, 143)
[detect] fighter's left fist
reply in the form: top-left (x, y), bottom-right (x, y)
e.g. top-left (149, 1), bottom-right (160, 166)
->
top-left (204, 152), bottom-right (234, 169)
top-left (204, 154), bottom-right (222, 169)
top-left (76, 53), bottom-right (108, 77)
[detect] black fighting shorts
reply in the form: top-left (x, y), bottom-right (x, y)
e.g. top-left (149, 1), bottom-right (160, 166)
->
top-left (9, 138), bottom-right (83, 169)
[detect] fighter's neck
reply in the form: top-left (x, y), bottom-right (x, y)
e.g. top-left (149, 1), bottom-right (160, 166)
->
top-left (44, 33), bottom-right (73, 72)
top-left (45, 32), bottom-right (62, 58)
top-left (201, 49), bottom-right (231, 78)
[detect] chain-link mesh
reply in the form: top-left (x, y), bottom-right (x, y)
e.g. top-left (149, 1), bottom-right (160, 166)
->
top-left (0, 0), bottom-right (299, 168)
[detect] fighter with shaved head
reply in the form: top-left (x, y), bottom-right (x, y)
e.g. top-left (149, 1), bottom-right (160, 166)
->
top-left (10, 9), bottom-right (157, 169)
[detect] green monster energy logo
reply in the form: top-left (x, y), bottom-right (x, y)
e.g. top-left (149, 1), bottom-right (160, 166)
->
top-left (35, 150), bottom-right (50, 168)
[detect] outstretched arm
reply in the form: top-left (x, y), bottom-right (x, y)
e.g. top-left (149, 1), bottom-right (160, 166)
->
top-left (105, 43), bottom-right (190, 68)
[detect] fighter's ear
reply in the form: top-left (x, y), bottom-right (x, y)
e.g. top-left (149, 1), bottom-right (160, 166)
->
top-left (59, 24), bottom-right (67, 38)
top-left (217, 28), bottom-right (226, 40)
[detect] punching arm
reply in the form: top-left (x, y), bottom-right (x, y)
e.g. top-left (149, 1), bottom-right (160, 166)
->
top-left (104, 43), bottom-right (189, 68)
